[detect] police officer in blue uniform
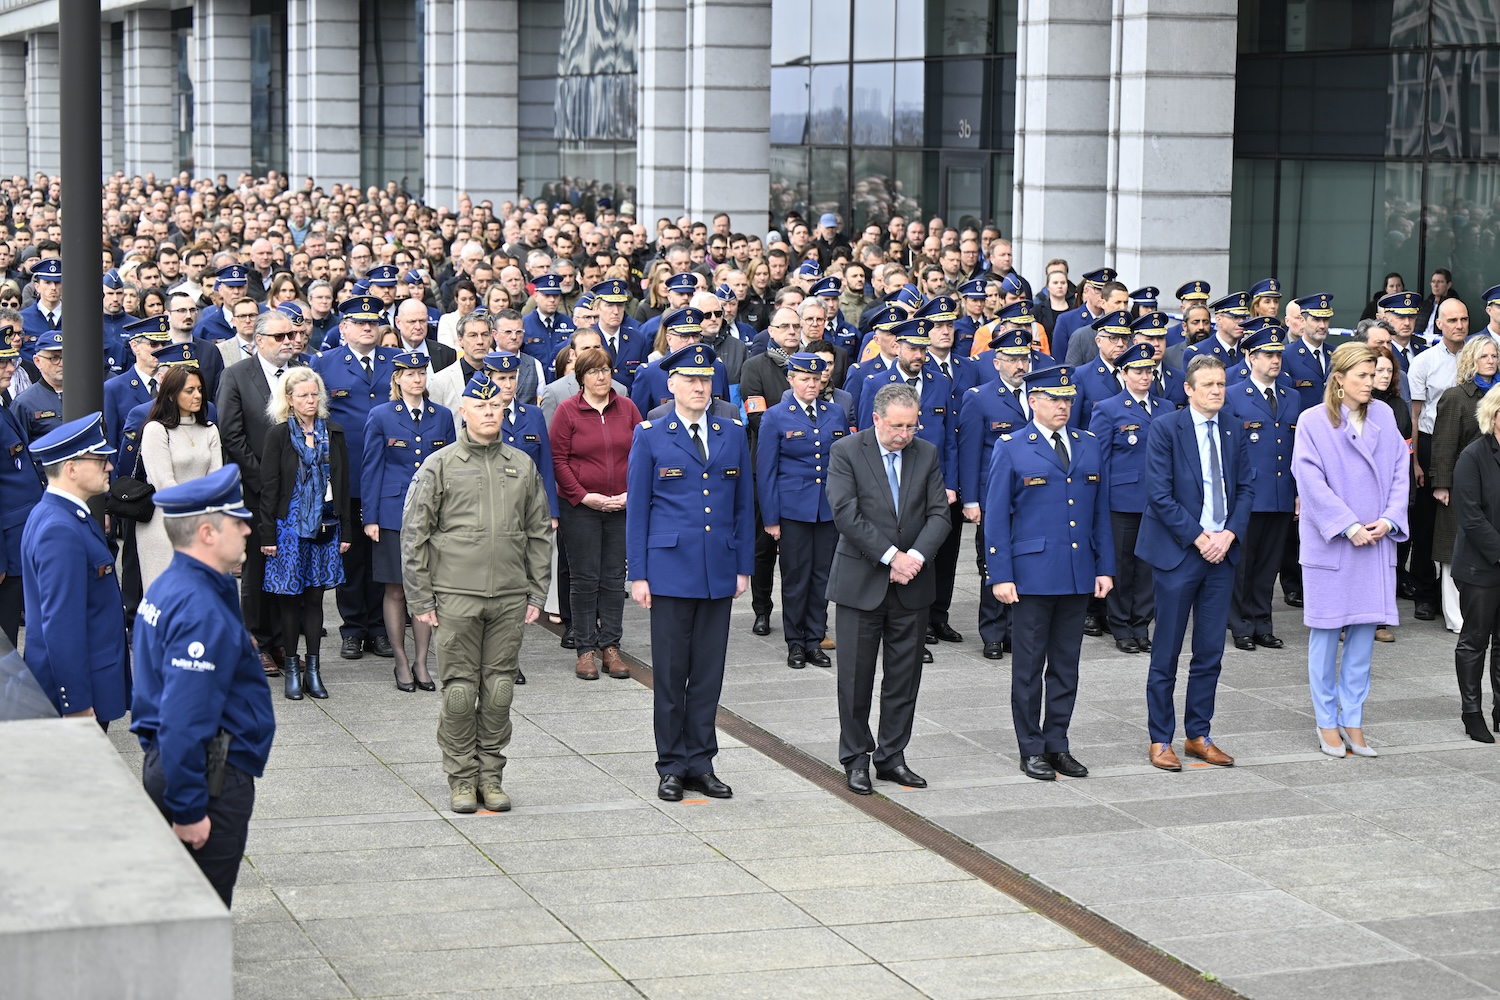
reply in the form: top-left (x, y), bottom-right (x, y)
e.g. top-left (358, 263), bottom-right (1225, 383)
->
top-left (130, 464), bottom-right (275, 907)
top-left (1248, 276), bottom-right (1283, 319)
top-left (812, 276), bottom-right (860, 356)
top-left (1225, 317), bottom-right (1296, 389)
top-left (1049, 267), bottom-right (1117, 363)
top-left (1281, 293), bottom-right (1336, 411)
top-left (641, 272), bottom-right (700, 344)
top-left (1378, 290), bottom-right (1425, 370)
top-left (362, 350), bottom-right (456, 692)
top-left (1071, 310), bottom-right (1136, 427)
top-left (914, 294), bottom-right (973, 645)
top-left (958, 328), bottom-right (1034, 659)
top-left (1129, 286), bottom-right (1160, 321)
top-left (0, 339), bottom-right (40, 645)
top-left (1184, 291), bottom-right (1250, 370)
top-left (756, 352), bottom-right (847, 668)
top-left (590, 278), bottom-right (650, 388)
top-left (522, 273), bottom-right (575, 362)
top-left (1130, 311), bottom-right (1187, 407)
top-left (20, 413), bottom-right (131, 725)
top-left (365, 263), bottom-right (400, 324)
top-left (631, 307), bottom-right (730, 413)
top-left (1166, 280), bottom-right (1212, 346)
top-left (1088, 344), bottom-right (1162, 653)
top-left (842, 304), bottom-right (904, 392)
top-left (973, 301), bottom-right (1047, 386)
top-left (104, 315), bottom-right (173, 454)
top-left (314, 294), bottom-right (397, 658)
top-left (484, 350), bottom-right (559, 523)
top-left (954, 277), bottom-right (989, 357)
top-left (1223, 325), bottom-right (1302, 650)
top-left (18, 256), bottom-right (62, 359)
top-left (13, 329), bottom-right (65, 439)
top-left (984, 365), bottom-right (1113, 781)
top-left (626, 343), bottom-right (755, 802)
top-left (101, 269), bottom-right (132, 377)
top-left (193, 264), bottom-right (255, 342)
top-left (406, 269), bottom-right (443, 337)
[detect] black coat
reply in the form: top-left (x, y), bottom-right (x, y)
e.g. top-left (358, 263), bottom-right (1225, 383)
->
top-left (1452, 434), bottom-right (1500, 587)
top-left (257, 419), bottom-right (353, 548)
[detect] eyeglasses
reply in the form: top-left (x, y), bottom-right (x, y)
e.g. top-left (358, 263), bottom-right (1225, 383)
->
top-left (0, 299), bottom-right (19, 307)
top-left (701, 310), bottom-right (724, 319)
top-left (260, 331), bottom-right (293, 341)
top-left (770, 322), bottom-right (796, 330)
top-left (582, 368), bottom-right (613, 378)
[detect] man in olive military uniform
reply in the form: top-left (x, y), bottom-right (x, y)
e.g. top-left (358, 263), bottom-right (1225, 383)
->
top-left (402, 371), bottom-right (552, 814)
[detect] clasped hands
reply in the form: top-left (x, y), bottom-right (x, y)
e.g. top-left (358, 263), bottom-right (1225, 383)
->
top-left (889, 550), bottom-right (923, 585)
top-left (1194, 530), bottom-right (1236, 564)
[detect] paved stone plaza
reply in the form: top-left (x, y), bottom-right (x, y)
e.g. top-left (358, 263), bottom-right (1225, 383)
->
top-left (99, 523), bottom-right (1500, 999)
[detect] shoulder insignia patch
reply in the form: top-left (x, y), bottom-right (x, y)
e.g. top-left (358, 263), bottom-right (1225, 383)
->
top-left (640, 420), bottom-right (652, 429)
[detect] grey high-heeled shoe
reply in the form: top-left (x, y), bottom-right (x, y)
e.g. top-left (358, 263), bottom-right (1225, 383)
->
top-left (1339, 726), bottom-right (1377, 757)
top-left (1317, 729), bottom-right (1346, 758)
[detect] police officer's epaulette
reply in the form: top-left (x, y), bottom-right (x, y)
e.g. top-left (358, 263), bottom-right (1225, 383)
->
top-left (1083, 429), bottom-right (1096, 437)
top-left (999, 434), bottom-right (1012, 442)
top-left (640, 420), bottom-right (652, 429)
top-left (732, 418), bottom-right (743, 426)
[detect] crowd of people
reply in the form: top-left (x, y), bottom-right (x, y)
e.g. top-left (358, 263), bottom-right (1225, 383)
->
top-left (6, 166), bottom-right (1500, 907)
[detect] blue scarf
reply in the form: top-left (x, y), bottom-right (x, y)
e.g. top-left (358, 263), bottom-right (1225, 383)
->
top-left (289, 418), bottom-right (330, 539)
top-left (1476, 372), bottom-right (1498, 393)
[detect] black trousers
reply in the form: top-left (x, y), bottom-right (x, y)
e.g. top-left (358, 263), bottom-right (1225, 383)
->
top-left (927, 501), bottom-right (964, 626)
top-left (778, 519), bottom-right (836, 647)
top-left (1411, 433), bottom-right (1440, 601)
top-left (0, 573), bottom-right (21, 648)
top-left (1106, 512), bottom-right (1154, 640)
top-left (240, 509), bottom-right (281, 649)
top-left (1232, 510), bottom-right (1291, 637)
top-left (1455, 581), bottom-right (1500, 713)
top-left (650, 595), bottom-right (732, 778)
top-left (119, 519), bottom-right (143, 618)
top-left (751, 497), bottom-right (778, 616)
top-left (974, 518), bottom-right (1010, 644)
top-left (1011, 593), bottom-right (1089, 756)
top-left (142, 746), bottom-right (255, 908)
top-left (835, 592), bottom-right (926, 770)
top-left (558, 503), bottom-right (627, 652)
top-left (336, 497), bottom-right (386, 639)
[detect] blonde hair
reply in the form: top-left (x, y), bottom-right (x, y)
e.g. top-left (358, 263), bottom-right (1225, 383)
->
top-left (1324, 342), bottom-right (1377, 428)
top-left (1478, 382), bottom-right (1500, 438)
top-left (389, 365), bottom-right (428, 401)
top-left (1456, 335), bottom-right (1498, 384)
top-left (267, 366), bottom-right (328, 423)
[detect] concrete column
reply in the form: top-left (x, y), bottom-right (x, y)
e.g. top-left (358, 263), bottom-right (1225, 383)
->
top-left (684, 0), bottom-right (770, 228)
top-left (194, 0), bottom-right (252, 177)
top-left (636, 0), bottom-right (688, 222)
top-left (452, 0), bottom-right (518, 204)
top-left (286, 0), bottom-right (360, 183)
top-left (24, 32), bottom-right (59, 178)
top-left (421, 0), bottom-right (455, 209)
top-left (121, 8), bottom-right (175, 178)
top-left (0, 41), bottom-right (27, 177)
top-left (100, 22), bottom-right (114, 178)
top-left (1011, 0), bottom-right (1113, 278)
top-left (1105, 0), bottom-right (1236, 291)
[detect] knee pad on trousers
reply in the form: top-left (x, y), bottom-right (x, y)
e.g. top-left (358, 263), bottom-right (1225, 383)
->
top-left (484, 674), bottom-right (514, 712)
top-left (443, 680), bottom-right (476, 715)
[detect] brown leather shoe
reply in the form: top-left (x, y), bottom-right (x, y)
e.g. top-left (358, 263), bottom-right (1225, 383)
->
top-left (601, 646), bottom-right (630, 679)
top-left (1183, 736), bottom-right (1234, 766)
top-left (259, 649), bottom-right (282, 677)
top-left (1150, 742), bottom-right (1182, 771)
top-left (575, 650), bottom-right (600, 680)
top-left (820, 635), bottom-right (836, 650)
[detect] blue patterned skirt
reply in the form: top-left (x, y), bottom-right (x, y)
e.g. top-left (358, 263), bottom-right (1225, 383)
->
top-left (263, 490), bottom-right (345, 595)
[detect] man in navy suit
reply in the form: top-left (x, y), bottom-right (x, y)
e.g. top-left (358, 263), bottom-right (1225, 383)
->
top-left (1136, 355), bottom-right (1253, 772)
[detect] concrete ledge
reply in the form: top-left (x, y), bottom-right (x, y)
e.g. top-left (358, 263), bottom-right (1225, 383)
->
top-left (0, 718), bottom-right (231, 1000)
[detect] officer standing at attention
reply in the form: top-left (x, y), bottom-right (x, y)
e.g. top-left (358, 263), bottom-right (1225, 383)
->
top-left (984, 365), bottom-right (1114, 780)
top-left (402, 371), bottom-right (553, 814)
top-left (958, 328), bottom-right (1034, 659)
top-left (19, 413), bottom-right (130, 726)
top-left (1130, 311), bottom-right (1187, 407)
top-left (101, 270), bottom-right (131, 378)
top-left (1223, 325), bottom-right (1301, 650)
top-left (18, 256), bottom-right (62, 359)
top-left (104, 315), bottom-right (172, 454)
top-left (130, 465), bottom-right (275, 907)
top-left (314, 295), bottom-right (397, 659)
top-left (14, 328), bottom-right (64, 439)
top-left (756, 352), bottom-right (847, 668)
top-left (1183, 291), bottom-right (1250, 370)
top-left (1280, 293), bottom-right (1336, 411)
top-left (1088, 344), bottom-right (1162, 653)
top-left (627, 344), bottom-right (754, 802)
top-left (0, 338), bottom-right (40, 646)
top-left (193, 264), bottom-right (254, 343)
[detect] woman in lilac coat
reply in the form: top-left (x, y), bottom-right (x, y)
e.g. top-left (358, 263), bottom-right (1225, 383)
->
top-left (1291, 343), bottom-right (1410, 759)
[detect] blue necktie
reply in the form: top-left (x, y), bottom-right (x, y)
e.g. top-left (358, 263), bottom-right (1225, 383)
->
top-left (885, 452), bottom-right (900, 509)
top-left (1207, 420), bottom-right (1225, 524)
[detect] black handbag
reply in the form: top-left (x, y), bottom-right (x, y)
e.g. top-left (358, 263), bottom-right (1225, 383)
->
top-left (312, 499), bottom-right (338, 545)
top-left (105, 474), bottom-right (156, 522)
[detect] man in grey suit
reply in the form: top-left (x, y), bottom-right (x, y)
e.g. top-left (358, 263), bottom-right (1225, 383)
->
top-left (826, 382), bottom-right (951, 795)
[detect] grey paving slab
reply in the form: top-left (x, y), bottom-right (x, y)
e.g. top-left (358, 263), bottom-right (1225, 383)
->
top-left (590, 925), bottom-right (871, 979)
top-left (938, 804), bottom-right (1149, 843)
top-left (1363, 908), bottom-right (1500, 957)
top-left (246, 818), bottom-right (467, 855)
top-left (233, 958), bottom-right (353, 1000)
top-left (1229, 840), bottom-right (1473, 889)
top-left (252, 843), bottom-right (502, 886)
top-left (1094, 889), bottom-right (1335, 940)
top-left (632, 963), bottom-right (926, 1000)
top-left (1155, 921), bottom-right (1415, 978)
top-left (480, 831), bottom-right (724, 874)
top-left (300, 907), bottom-right (575, 957)
top-left (1228, 958), bottom-right (1497, 1000)
top-left (547, 892), bottom-right (820, 941)
top-left (738, 848), bottom-right (970, 892)
top-left (994, 829), bottom-right (1210, 873)
top-left (700, 820), bottom-right (923, 861)
top-left (1107, 788), bottom-right (1334, 828)
top-left (888, 947), bottom-right (1159, 999)
top-left (1289, 870), bottom-right (1500, 921)
top-left (333, 943), bottom-right (620, 995)
top-left (1030, 859), bottom-right (1271, 906)
top-left (270, 875), bottom-right (535, 921)
top-left (510, 860), bottom-right (771, 905)
top-left (1161, 812), bottom-right (1405, 857)
top-left (447, 804), bottom-right (678, 845)
top-left (784, 880), bottom-right (1031, 924)
top-left (832, 912), bottom-right (1091, 962)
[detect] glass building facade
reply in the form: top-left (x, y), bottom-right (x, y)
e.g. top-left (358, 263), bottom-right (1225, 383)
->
top-left (358, 0), bottom-right (423, 191)
top-left (1231, 0), bottom-right (1500, 324)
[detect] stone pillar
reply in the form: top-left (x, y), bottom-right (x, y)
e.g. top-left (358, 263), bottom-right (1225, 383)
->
top-left (24, 32), bottom-right (59, 178)
top-left (452, 0), bottom-right (518, 204)
top-left (0, 41), bottom-right (28, 178)
top-left (194, 0), bottom-right (252, 178)
top-left (1011, 0), bottom-right (1113, 279)
top-left (1105, 0), bottom-right (1236, 291)
top-left (100, 22), bottom-right (114, 179)
top-left (683, 0), bottom-right (770, 228)
top-left (286, 0), bottom-right (360, 183)
top-left (421, 0), bottom-right (455, 209)
top-left (636, 0), bottom-right (688, 222)
top-left (121, 8), bottom-right (175, 178)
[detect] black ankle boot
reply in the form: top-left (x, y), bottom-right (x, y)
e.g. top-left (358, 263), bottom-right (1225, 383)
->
top-left (304, 654), bottom-right (329, 699)
top-left (1492, 706), bottom-right (1499, 734)
top-left (284, 654), bottom-right (304, 700)
top-left (1466, 712), bottom-right (1496, 743)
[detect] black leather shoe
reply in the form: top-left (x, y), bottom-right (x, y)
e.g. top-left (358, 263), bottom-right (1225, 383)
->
top-left (1253, 633), bottom-right (1285, 649)
top-left (560, 626), bottom-right (577, 649)
top-left (1002, 638), bottom-right (1012, 652)
top-left (922, 647), bottom-right (933, 663)
top-left (368, 635), bottom-right (395, 658)
top-left (394, 664), bottom-right (416, 693)
top-left (1284, 591), bottom-right (1305, 608)
top-left (1115, 637), bottom-right (1140, 654)
top-left (875, 763), bottom-right (927, 788)
top-left (1415, 602), bottom-right (1436, 620)
top-left (1137, 637), bottom-right (1152, 652)
top-left (657, 774), bottom-right (684, 801)
top-left (1083, 615), bottom-right (1105, 637)
top-left (787, 647), bottom-right (806, 669)
top-left (1233, 635), bottom-right (1257, 651)
top-left (340, 636), bottom-right (363, 659)
top-left (1399, 579), bottom-right (1418, 600)
top-left (515, 669), bottom-right (526, 685)
top-left (846, 767), bottom-right (873, 795)
top-left (1020, 755), bottom-right (1057, 780)
top-left (1045, 752), bottom-right (1089, 778)
top-left (924, 627), bottom-right (940, 645)
top-left (804, 647), bottom-right (831, 668)
top-left (752, 614), bottom-right (771, 635)
top-left (683, 772), bottom-right (733, 798)
top-left (930, 622), bottom-right (963, 643)
top-left (983, 642), bottom-right (1004, 659)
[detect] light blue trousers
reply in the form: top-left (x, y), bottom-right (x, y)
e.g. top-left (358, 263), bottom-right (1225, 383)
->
top-left (1308, 624), bottom-right (1377, 728)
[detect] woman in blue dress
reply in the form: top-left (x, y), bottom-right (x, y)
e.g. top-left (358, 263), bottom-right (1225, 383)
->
top-left (260, 367), bottom-right (352, 701)
top-left (362, 351), bottom-right (456, 692)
